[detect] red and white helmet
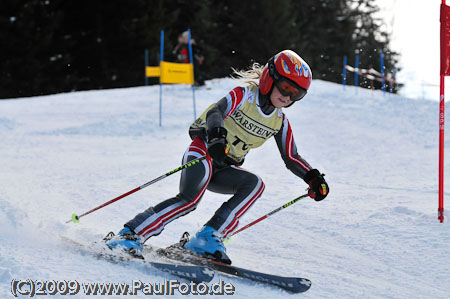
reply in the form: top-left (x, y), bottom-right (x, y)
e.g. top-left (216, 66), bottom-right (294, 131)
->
top-left (259, 50), bottom-right (312, 99)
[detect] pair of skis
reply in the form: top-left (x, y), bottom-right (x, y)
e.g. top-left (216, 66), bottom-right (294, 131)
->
top-left (63, 236), bottom-right (311, 293)
top-left (146, 243), bottom-right (312, 294)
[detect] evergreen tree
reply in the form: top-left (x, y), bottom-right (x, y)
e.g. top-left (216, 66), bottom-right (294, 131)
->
top-left (0, 0), bottom-right (400, 99)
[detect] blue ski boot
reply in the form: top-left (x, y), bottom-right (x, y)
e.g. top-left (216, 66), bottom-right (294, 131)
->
top-left (104, 227), bottom-right (143, 259)
top-left (184, 226), bottom-right (232, 264)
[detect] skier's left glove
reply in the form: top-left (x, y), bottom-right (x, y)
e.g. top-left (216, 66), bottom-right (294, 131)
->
top-left (207, 127), bottom-right (229, 163)
top-left (303, 169), bottom-right (329, 201)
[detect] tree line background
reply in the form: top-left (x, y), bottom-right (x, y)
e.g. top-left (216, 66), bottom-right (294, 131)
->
top-left (0, 0), bottom-right (399, 99)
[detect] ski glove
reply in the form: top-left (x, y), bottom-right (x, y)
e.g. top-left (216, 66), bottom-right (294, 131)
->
top-left (303, 169), bottom-right (329, 201)
top-left (207, 127), bottom-right (229, 163)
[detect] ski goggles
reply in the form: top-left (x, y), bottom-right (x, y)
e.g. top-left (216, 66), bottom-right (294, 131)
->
top-left (275, 77), bottom-right (308, 101)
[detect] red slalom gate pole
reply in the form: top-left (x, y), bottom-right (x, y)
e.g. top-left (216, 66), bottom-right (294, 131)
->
top-left (439, 75), bottom-right (445, 223)
top-left (439, 0), bottom-right (448, 223)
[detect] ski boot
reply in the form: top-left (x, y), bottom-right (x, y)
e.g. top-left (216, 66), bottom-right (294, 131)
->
top-left (184, 226), bottom-right (232, 264)
top-left (104, 226), bottom-right (143, 259)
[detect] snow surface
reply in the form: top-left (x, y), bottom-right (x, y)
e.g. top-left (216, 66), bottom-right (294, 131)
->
top-left (1, 78), bottom-right (449, 298)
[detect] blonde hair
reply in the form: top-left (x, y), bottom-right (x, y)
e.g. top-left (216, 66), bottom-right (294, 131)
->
top-left (231, 62), bottom-right (265, 87)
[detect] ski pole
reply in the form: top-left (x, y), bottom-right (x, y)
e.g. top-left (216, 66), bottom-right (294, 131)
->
top-left (225, 193), bottom-right (309, 241)
top-left (66, 155), bottom-right (207, 224)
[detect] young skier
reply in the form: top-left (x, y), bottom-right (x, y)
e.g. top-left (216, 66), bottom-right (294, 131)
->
top-left (105, 49), bottom-right (329, 264)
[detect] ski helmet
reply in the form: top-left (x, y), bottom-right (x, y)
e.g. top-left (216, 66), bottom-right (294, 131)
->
top-left (259, 50), bottom-right (312, 101)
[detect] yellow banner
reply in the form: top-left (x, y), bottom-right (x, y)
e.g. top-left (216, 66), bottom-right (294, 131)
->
top-left (146, 66), bottom-right (161, 77)
top-left (160, 61), bottom-right (194, 85)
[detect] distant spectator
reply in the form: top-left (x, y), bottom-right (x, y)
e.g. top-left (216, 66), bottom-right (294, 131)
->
top-left (172, 31), bottom-right (205, 86)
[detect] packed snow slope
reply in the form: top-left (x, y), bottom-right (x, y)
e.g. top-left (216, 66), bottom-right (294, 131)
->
top-left (1, 78), bottom-right (449, 298)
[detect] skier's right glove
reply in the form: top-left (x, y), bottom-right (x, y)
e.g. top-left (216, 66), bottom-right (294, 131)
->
top-left (207, 127), bottom-right (229, 163)
top-left (303, 169), bottom-right (329, 201)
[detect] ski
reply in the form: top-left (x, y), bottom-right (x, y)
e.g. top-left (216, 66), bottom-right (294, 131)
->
top-left (61, 236), bottom-right (214, 284)
top-left (144, 244), bottom-right (311, 293)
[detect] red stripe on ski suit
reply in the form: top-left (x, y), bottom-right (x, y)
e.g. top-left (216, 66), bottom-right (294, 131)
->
top-left (284, 118), bottom-right (311, 172)
top-left (225, 87), bottom-right (244, 119)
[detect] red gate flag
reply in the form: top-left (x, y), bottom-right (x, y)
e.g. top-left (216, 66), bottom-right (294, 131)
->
top-left (439, 1), bottom-right (449, 223)
top-left (441, 2), bottom-right (450, 75)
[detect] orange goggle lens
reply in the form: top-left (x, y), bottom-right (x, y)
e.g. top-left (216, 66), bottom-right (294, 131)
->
top-left (275, 78), bottom-right (307, 101)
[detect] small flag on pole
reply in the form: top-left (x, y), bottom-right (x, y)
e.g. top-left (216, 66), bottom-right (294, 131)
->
top-left (441, 1), bottom-right (450, 75)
